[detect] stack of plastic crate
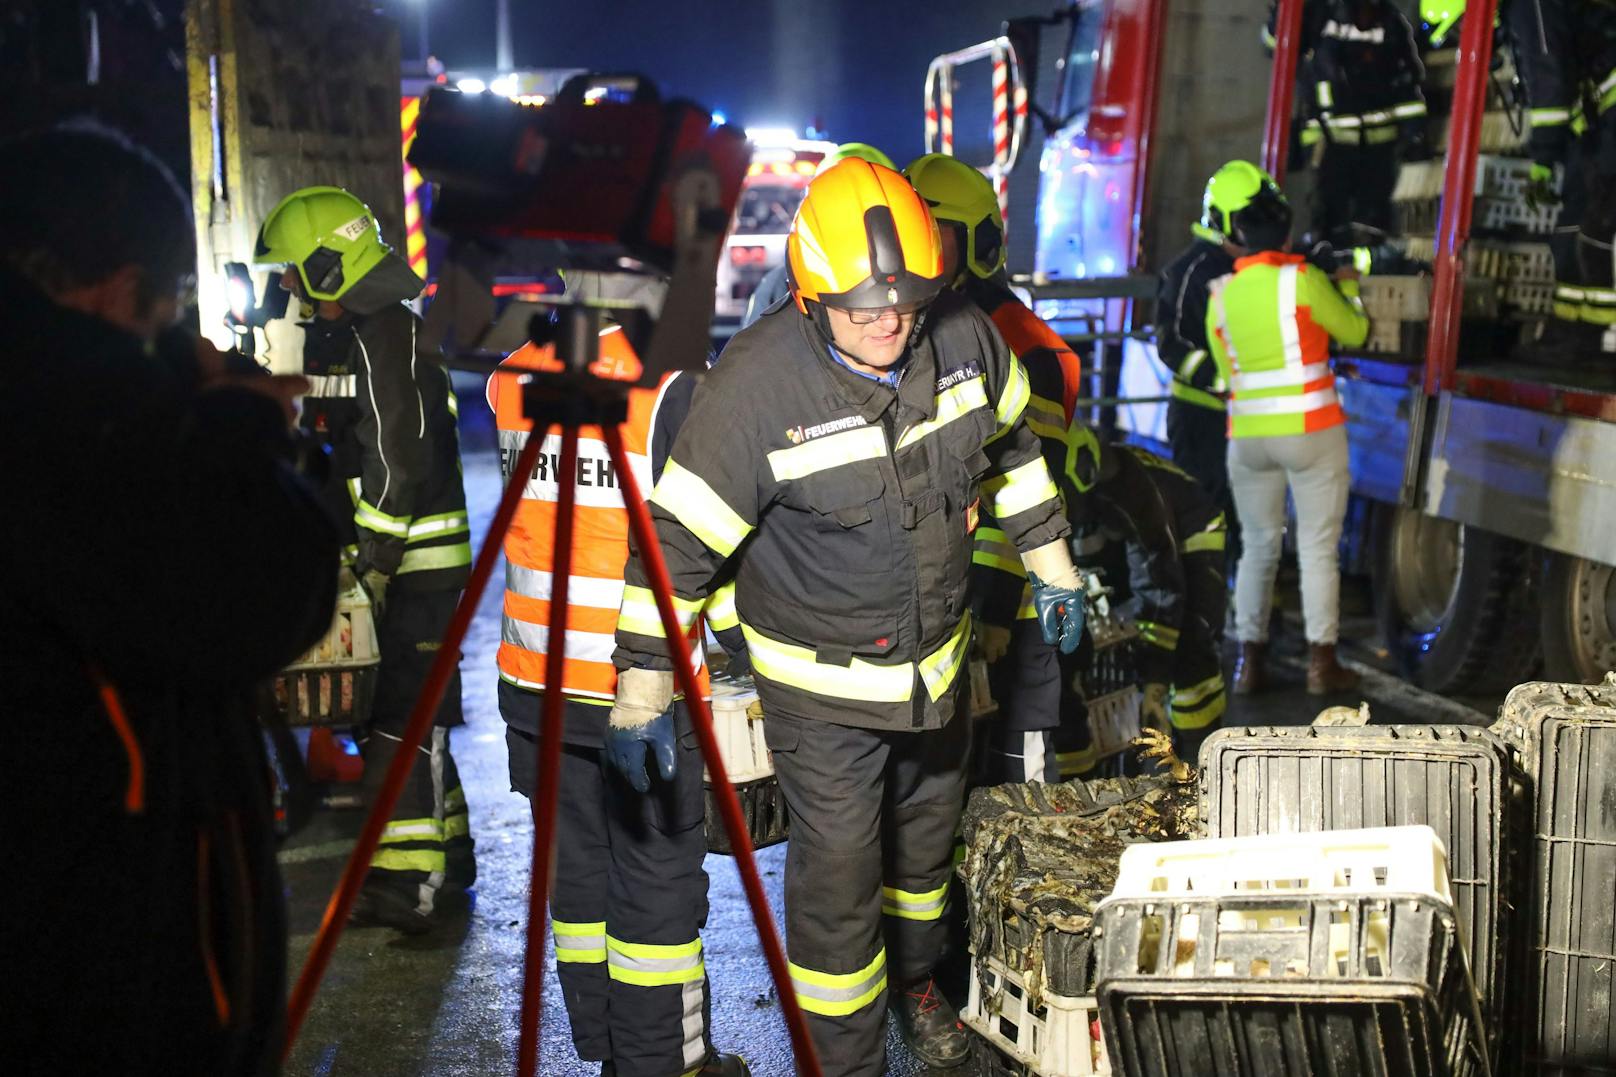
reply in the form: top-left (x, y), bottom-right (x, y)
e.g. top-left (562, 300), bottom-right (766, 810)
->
top-left (1490, 678), bottom-right (1616, 1073)
top-left (1199, 724), bottom-right (1518, 1067)
top-left (272, 573), bottom-right (380, 726)
top-left (1403, 235), bottom-right (1555, 317)
top-left (1077, 613), bottom-right (1144, 762)
top-left (701, 672), bottom-right (788, 853)
top-left (1359, 275), bottom-right (1433, 355)
top-left (959, 774), bottom-right (1201, 1076)
top-left (1093, 826), bottom-right (1492, 1077)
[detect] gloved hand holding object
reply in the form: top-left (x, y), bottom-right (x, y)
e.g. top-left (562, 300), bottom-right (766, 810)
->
top-left (976, 622), bottom-right (1012, 664)
top-left (1141, 683), bottom-right (1170, 732)
top-left (358, 567), bottom-right (391, 620)
top-left (1524, 163), bottom-right (1560, 212)
top-left (605, 668), bottom-right (676, 793)
top-left (1023, 540), bottom-right (1091, 654)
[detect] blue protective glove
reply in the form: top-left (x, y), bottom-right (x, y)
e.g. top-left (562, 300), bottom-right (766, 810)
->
top-left (1029, 571), bottom-right (1087, 655)
top-left (604, 709), bottom-right (679, 794)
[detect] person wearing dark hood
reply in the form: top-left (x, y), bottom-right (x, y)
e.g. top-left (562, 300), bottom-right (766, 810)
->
top-left (256, 186), bottom-right (476, 932)
top-left (4, 123), bottom-right (337, 1074)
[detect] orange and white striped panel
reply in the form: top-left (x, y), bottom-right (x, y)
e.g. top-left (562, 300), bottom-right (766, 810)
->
top-left (400, 95), bottom-right (428, 279)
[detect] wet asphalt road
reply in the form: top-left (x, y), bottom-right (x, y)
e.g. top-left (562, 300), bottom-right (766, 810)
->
top-left (278, 374), bottom-right (1497, 1076)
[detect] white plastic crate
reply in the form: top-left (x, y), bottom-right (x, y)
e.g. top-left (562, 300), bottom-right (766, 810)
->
top-left (1107, 825), bottom-right (1453, 904)
top-left (1360, 275), bottom-right (1431, 322)
top-left (965, 952), bottom-right (1111, 1076)
top-left (1088, 688), bottom-right (1142, 759)
top-left (703, 678), bottom-right (772, 783)
top-left (285, 576), bottom-right (380, 671)
top-left (273, 573), bottom-right (381, 725)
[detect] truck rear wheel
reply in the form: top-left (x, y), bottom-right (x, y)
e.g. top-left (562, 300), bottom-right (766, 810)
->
top-left (1372, 505), bottom-right (1540, 695)
top-left (1540, 554), bottom-right (1616, 684)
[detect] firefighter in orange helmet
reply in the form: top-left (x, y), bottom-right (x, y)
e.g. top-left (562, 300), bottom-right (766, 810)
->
top-left (490, 272), bottom-right (747, 1076)
top-left (608, 159), bottom-right (1093, 1073)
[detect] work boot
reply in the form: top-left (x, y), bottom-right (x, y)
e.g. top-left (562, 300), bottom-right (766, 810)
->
top-left (1232, 642), bottom-right (1266, 696)
top-left (891, 978), bottom-right (970, 1068)
top-left (1307, 643), bottom-right (1360, 695)
top-left (695, 1054), bottom-right (750, 1075)
top-left (349, 877), bottom-right (439, 935)
top-left (1516, 317), bottom-right (1603, 366)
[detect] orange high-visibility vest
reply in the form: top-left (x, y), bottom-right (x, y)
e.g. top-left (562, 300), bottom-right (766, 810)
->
top-left (488, 326), bottom-right (703, 700)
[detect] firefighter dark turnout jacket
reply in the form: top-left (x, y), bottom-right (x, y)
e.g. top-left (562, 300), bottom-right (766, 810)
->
top-left (1157, 239), bottom-right (1237, 414)
top-left (1271, 0), bottom-right (1427, 150)
top-left (613, 285), bottom-right (1069, 731)
top-left (299, 264), bottom-right (471, 593)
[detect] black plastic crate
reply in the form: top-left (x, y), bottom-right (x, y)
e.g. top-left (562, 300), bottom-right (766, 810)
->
top-left (1001, 910), bottom-right (1101, 1000)
top-left (1199, 724), bottom-right (1516, 1043)
top-left (704, 776), bottom-right (789, 854)
top-left (1095, 893), bottom-right (1491, 1077)
top-left (1494, 684), bottom-right (1616, 1074)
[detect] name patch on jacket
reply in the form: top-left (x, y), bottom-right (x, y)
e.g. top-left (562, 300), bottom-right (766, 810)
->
top-left (785, 414), bottom-right (868, 445)
top-left (936, 362), bottom-right (983, 393)
top-left (1320, 19), bottom-right (1385, 42)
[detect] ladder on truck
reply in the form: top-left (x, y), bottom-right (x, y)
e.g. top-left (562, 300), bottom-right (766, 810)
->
top-left (923, 36), bottom-right (1029, 224)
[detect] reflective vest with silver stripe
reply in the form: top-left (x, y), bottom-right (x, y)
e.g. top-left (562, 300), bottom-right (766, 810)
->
top-left (489, 327), bottom-right (702, 700)
top-left (1207, 251), bottom-right (1367, 439)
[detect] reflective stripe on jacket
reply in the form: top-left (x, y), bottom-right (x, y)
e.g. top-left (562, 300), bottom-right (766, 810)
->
top-left (490, 326), bottom-right (704, 700)
top-left (1206, 251), bottom-right (1367, 439)
top-left (614, 288), bottom-right (1069, 732)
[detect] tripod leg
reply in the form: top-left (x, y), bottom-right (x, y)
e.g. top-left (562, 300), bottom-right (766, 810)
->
top-left (603, 428), bottom-right (823, 1077)
top-left (283, 418), bottom-right (549, 1062)
top-left (517, 424), bottom-right (580, 1077)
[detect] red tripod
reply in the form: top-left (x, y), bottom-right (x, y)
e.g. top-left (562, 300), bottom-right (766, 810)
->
top-left (281, 301), bottom-right (822, 1076)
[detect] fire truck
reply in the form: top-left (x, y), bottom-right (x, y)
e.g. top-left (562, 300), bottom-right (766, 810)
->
top-left (929, 0), bottom-right (1616, 691)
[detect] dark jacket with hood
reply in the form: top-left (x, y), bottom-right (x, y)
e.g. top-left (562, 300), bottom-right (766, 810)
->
top-left (299, 252), bottom-right (470, 590)
top-left (3, 269), bottom-right (338, 1074)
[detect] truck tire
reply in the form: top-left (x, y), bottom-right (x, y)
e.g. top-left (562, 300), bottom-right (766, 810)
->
top-left (1539, 554), bottom-right (1616, 684)
top-left (1372, 505), bottom-right (1540, 695)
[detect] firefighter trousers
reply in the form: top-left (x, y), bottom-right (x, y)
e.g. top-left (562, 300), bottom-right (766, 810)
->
top-left (505, 700), bottom-right (713, 1077)
top-left (1167, 397), bottom-right (1239, 561)
top-left (765, 708), bottom-right (972, 1077)
top-left (1549, 115), bottom-right (1616, 330)
top-left (1315, 139), bottom-right (1399, 248)
top-left (362, 588), bottom-right (474, 911)
top-left (985, 619), bottom-right (1063, 783)
top-left (1167, 548), bottom-right (1229, 766)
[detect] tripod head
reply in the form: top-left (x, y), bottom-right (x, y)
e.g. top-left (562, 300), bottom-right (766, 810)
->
top-left (408, 73), bottom-right (750, 390)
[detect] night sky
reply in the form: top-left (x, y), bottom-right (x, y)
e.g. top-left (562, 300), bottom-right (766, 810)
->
top-left (384, 0), bottom-right (1039, 166)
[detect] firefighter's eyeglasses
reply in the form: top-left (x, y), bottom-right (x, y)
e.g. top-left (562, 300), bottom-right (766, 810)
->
top-left (841, 300), bottom-right (929, 325)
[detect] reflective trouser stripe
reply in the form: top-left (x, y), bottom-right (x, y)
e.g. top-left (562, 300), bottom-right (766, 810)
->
top-left (371, 847), bottom-right (446, 873)
top-left (606, 936), bottom-right (705, 987)
top-left (1058, 746), bottom-right (1098, 778)
top-left (1172, 672), bottom-right (1228, 730)
top-left (1136, 619), bottom-right (1181, 650)
top-left (554, 920), bottom-right (607, 963)
top-left (881, 882), bottom-right (949, 921)
top-left (790, 949), bottom-right (888, 1017)
top-left (379, 818), bottom-right (444, 843)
